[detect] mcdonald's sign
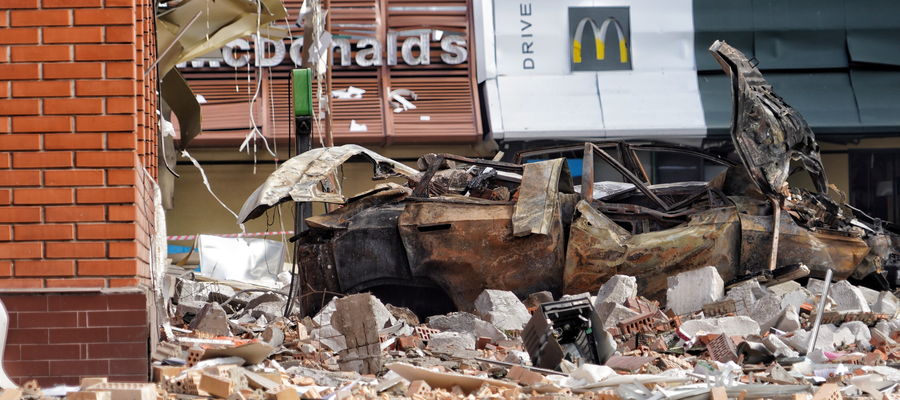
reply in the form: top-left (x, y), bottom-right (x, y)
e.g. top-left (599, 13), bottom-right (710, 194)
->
top-left (569, 7), bottom-right (632, 71)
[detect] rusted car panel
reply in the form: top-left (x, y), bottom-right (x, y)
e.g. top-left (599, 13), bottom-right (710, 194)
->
top-left (399, 201), bottom-right (566, 310)
top-left (709, 40), bottom-right (828, 197)
top-left (563, 201), bottom-right (740, 301)
top-left (737, 210), bottom-right (869, 281)
top-left (512, 158), bottom-right (573, 237)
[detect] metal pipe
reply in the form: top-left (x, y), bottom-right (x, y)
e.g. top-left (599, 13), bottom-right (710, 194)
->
top-left (806, 268), bottom-right (833, 355)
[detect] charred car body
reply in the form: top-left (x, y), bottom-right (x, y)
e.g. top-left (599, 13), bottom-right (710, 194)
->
top-left (239, 41), bottom-right (900, 317)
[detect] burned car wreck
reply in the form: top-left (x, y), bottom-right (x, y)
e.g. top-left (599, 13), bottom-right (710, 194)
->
top-left (239, 41), bottom-right (900, 318)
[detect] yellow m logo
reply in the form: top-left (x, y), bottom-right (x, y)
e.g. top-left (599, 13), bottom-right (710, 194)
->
top-left (572, 17), bottom-right (629, 64)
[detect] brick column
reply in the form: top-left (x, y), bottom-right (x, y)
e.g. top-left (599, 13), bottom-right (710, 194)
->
top-left (0, 0), bottom-right (158, 385)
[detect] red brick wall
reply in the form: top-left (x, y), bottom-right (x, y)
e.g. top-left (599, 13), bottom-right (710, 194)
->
top-left (0, 0), bottom-right (158, 288)
top-left (0, 0), bottom-right (158, 384)
top-left (0, 290), bottom-right (149, 385)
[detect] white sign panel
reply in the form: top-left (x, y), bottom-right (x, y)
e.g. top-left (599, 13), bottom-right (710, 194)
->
top-left (483, 0), bottom-right (706, 139)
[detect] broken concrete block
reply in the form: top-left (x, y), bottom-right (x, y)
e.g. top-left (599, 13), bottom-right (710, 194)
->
top-left (872, 291), bottom-right (900, 316)
top-left (829, 280), bottom-right (871, 312)
top-left (763, 335), bottom-right (798, 358)
top-left (176, 278), bottom-right (211, 303)
top-left (767, 280), bottom-right (802, 298)
top-left (593, 275), bottom-right (637, 306)
top-left (666, 266), bottom-right (724, 315)
top-left (749, 295), bottom-right (783, 326)
top-left (857, 286), bottom-right (880, 306)
top-left (330, 294), bottom-right (383, 374)
top-left (594, 301), bottom-right (640, 330)
top-left (426, 331), bottom-right (476, 352)
top-left (250, 301), bottom-right (286, 322)
top-left (678, 316), bottom-right (760, 338)
top-left (189, 302), bottom-right (232, 336)
top-left (774, 305), bottom-right (802, 333)
top-left (779, 287), bottom-right (812, 310)
top-left (426, 312), bottom-right (507, 342)
top-left (838, 321), bottom-right (872, 350)
top-left (724, 281), bottom-right (761, 316)
top-left (473, 289), bottom-right (531, 331)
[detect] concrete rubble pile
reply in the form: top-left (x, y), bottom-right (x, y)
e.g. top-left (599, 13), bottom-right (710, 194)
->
top-left (17, 267), bottom-right (900, 400)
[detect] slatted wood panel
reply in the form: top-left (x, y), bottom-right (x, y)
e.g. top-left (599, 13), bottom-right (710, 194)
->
top-left (177, 0), bottom-right (480, 146)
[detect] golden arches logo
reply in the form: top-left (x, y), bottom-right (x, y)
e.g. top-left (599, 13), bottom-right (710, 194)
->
top-left (572, 17), bottom-right (629, 64)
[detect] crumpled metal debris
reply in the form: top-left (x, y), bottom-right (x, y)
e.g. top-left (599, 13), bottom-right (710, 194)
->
top-left (238, 144), bottom-right (420, 222)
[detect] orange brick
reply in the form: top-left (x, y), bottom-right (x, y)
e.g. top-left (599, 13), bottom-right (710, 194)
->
top-left (45, 170), bottom-right (104, 186)
top-left (0, 261), bottom-right (10, 276)
top-left (45, 133), bottom-right (104, 150)
top-left (12, 116), bottom-right (71, 132)
top-left (109, 278), bottom-right (139, 287)
top-left (13, 188), bottom-right (73, 205)
top-left (46, 242), bottom-right (104, 258)
top-left (44, 98), bottom-right (103, 115)
top-left (0, 154), bottom-right (8, 169)
top-left (10, 45), bottom-right (70, 62)
top-left (77, 259), bottom-right (136, 276)
top-left (0, 279), bottom-right (44, 289)
top-left (74, 8), bottom-right (132, 25)
top-left (0, 134), bottom-right (40, 150)
top-left (0, 28), bottom-right (38, 44)
top-left (43, 0), bottom-right (102, 7)
top-left (105, 26), bottom-right (134, 44)
top-left (15, 260), bottom-right (75, 276)
top-left (0, 226), bottom-right (9, 241)
top-left (43, 26), bottom-right (103, 43)
top-left (10, 9), bottom-right (70, 26)
top-left (0, 206), bottom-right (41, 223)
top-left (75, 80), bottom-right (133, 96)
top-left (75, 115), bottom-right (133, 132)
top-left (106, 169), bottom-right (134, 185)
top-left (106, 133), bottom-right (135, 149)
top-left (0, 190), bottom-right (9, 205)
top-left (12, 152), bottom-right (73, 168)
top-left (45, 205), bottom-right (104, 222)
top-left (14, 224), bottom-right (74, 241)
top-left (12, 81), bottom-right (72, 98)
top-left (75, 151), bottom-right (133, 168)
top-left (108, 205), bottom-right (134, 221)
top-left (105, 0), bottom-right (135, 6)
top-left (75, 44), bottom-right (132, 61)
top-left (108, 242), bottom-right (135, 258)
top-left (105, 97), bottom-right (133, 114)
top-left (0, 242), bottom-right (42, 259)
top-left (47, 278), bottom-right (104, 287)
top-left (0, 170), bottom-right (40, 186)
top-left (77, 223), bottom-right (134, 240)
top-left (76, 187), bottom-right (133, 204)
top-left (0, 64), bottom-right (39, 80)
top-left (0, 99), bottom-right (40, 115)
top-left (43, 63), bottom-right (102, 79)
top-left (0, 0), bottom-right (38, 9)
top-left (48, 278), bottom-right (105, 288)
